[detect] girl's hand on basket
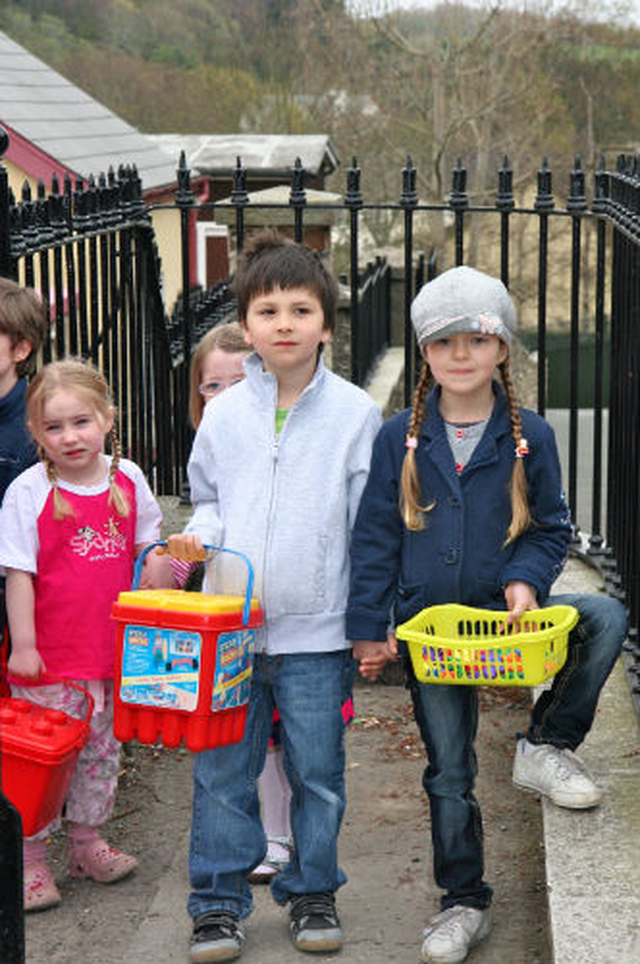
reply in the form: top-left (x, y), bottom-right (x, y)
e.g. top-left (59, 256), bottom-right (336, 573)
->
top-left (353, 638), bottom-right (397, 681)
top-left (8, 646), bottom-right (45, 682)
top-left (504, 581), bottom-right (538, 627)
top-left (163, 533), bottom-right (207, 563)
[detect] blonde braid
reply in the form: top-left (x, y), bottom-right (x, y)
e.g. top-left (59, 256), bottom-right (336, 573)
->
top-left (107, 426), bottom-right (131, 517)
top-left (400, 361), bottom-right (435, 530)
top-left (43, 454), bottom-right (74, 520)
top-left (500, 357), bottom-right (532, 544)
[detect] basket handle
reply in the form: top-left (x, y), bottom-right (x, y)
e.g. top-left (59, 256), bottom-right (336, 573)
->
top-left (133, 540), bottom-right (256, 627)
top-left (38, 674), bottom-right (94, 727)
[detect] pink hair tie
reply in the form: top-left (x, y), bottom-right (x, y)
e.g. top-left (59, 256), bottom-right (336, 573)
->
top-left (515, 438), bottom-right (529, 458)
top-left (405, 435), bottom-right (418, 450)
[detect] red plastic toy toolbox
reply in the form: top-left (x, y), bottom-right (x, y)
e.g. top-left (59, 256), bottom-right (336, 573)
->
top-left (112, 542), bottom-right (262, 752)
top-left (0, 679), bottom-right (93, 836)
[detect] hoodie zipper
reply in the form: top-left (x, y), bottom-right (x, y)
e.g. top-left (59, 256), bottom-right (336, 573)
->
top-left (260, 419), bottom-right (283, 652)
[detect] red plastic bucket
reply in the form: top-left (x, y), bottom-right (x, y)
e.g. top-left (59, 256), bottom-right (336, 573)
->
top-left (112, 542), bottom-right (262, 752)
top-left (0, 679), bottom-right (93, 836)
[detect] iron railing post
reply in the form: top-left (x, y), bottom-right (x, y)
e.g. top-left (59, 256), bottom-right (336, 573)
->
top-left (176, 150), bottom-right (194, 490)
top-left (289, 157), bottom-right (306, 245)
top-left (449, 157), bottom-right (468, 267)
top-left (566, 156), bottom-right (587, 544)
top-left (231, 156), bottom-right (248, 253)
top-left (0, 127), bottom-right (17, 281)
top-left (535, 157), bottom-right (555, 418)
top-left (496, 155), bottom-right (514, 289)
top-left (588, 158), bottom-right (609, 558)
top-left (401, 156), bottom-right (418, 405)
top-left (345, 158), bottom-right (363, 386)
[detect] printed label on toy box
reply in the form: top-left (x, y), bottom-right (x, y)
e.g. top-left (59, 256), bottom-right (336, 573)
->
top-left (120, 625), bottom-right (201, 711)
top-left (212, 630), bottom-right (255, 712)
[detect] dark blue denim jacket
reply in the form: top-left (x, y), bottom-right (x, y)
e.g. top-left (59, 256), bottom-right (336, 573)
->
top-left (0, 377), bottom-right (36, 508)
top-left (346, 384), bottom-right (571, 642)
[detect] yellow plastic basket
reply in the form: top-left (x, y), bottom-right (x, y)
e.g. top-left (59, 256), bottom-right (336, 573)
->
top-left (396, 603), bottom-right (579, 687)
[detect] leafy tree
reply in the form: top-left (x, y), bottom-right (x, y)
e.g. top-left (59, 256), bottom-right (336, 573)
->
top-left (0, 0), bottom-right (637, 203)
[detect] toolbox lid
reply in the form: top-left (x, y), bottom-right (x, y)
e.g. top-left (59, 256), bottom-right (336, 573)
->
top-left (114, 589), bottom-right (261, 615)
top-left (0, 698), bottom-right (88, 761)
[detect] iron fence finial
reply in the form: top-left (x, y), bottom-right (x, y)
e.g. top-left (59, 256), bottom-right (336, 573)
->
top-left (401, 155), bottom-right (418, 208)
top-left (289, 157), bottom-right (307, 206)
top-left (345, 158), bottom-right (363, 208)
top-left (535, 156), bottom-right (555, 211)
top-left (592, 156), bottom-right (609, 215)
top-left (496, 155), bottom-right (515, 212)
top-left (449, 157), bottom-right (468, 211)
top-left (567, 155), bottom-right (587, 213)
top-left (176, 151), bottom-right (193, 206)
top-left (231, 157), bottom-right (248, 206)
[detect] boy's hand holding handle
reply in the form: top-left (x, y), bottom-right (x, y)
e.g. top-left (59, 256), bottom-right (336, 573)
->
top-left (161, 533), bottom-right (208, 562)
top-left (353, 634), bottom-right (398, 681)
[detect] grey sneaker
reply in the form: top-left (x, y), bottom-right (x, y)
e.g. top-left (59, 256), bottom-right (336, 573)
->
top-left (421, 905), bottom-right (492, 964)
top-left (189, 910), bottom-right (245, 963)
top-left (512, 738), bottom-right (602, 809)
top-left (289, 891), bottom-right (342, 953)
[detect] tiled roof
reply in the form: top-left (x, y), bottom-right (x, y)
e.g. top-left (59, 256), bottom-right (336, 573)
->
top-left (148, 133), bottom-right (339, 177)
top-left (0, 31), bottom-right (177, 190)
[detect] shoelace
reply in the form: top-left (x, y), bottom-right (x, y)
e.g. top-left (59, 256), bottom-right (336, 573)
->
top-left (290, 893), bottom-right (337, 926)
top-left (543, 749), bottom-right (586, 780)
top-left (194, 910), bottom-right (240, 939)
top-left (423, 907), bottom-right (476, 939)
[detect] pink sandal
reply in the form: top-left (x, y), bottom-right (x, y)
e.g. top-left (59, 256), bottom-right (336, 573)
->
top-left (69, 838), bottom-right (138, 884)
top-left (24, 863), bottom-right (62, 912)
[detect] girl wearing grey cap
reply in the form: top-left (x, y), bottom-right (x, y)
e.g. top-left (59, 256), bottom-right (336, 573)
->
top-left (346, 266), bottom-right (626, 964)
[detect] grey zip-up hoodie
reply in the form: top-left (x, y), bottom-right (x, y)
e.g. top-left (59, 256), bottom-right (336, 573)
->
top-left (186, 352), bottom-right (383, 654)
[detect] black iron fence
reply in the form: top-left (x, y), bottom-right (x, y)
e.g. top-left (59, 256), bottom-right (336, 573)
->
top-left (601, 159), bottom-right (640, 710)
top-left (0, 136), bottom-right (181, 495)
top-left (2, 136), bottom-right (640, 711)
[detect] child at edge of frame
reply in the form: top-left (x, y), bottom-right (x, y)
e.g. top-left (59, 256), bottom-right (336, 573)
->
top-left (0, 357), bottom-right (172, 912)
top-left (163, 228), bottom-right (383, 963)
top-left (0, 278), bottom-right (47, 678)
top-left (345, 265), bottom-right (628, 964)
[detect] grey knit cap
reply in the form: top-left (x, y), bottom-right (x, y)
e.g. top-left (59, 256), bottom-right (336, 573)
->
top-left (411, 265), bottom-right (516, 348)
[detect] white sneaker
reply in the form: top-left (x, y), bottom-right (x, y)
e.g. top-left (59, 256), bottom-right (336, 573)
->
top-left (421, 905), bottom-right (492, 964)
top-left (512, 738), bottom-right (602, 809)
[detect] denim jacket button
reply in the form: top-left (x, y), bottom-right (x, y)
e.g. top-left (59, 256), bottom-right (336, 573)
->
top-left (448, 496), bottom-right (461, 508)
top-left (445, 548), bottom-right (458, 564)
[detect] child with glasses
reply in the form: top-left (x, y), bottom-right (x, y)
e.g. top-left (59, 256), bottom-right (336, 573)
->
top-left (189, 322), bottom-right (249, 428)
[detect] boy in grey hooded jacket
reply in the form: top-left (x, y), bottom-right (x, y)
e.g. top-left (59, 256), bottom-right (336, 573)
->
top-left (167, 230), bottom-right (382, 963)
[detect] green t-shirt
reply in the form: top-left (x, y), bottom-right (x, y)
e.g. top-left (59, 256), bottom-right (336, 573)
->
top-left (275, 409), bottom-right (289, 436)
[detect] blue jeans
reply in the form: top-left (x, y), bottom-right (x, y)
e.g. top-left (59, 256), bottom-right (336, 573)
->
top-left (408, 592), bottom-right (627, 911)
top-left (187, 649), bottom-right (355, 921)
top-left (527, 592), bottom-right (627, 748)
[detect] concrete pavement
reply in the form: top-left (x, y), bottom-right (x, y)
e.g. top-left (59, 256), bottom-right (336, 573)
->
top-left (23, 350), bottom-right (640, 963)
top-left (121, 554), bottom-right (640, 964)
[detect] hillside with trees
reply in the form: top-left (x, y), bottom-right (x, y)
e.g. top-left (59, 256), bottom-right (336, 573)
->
top-left (0, 0), bottom-right (637, 205)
